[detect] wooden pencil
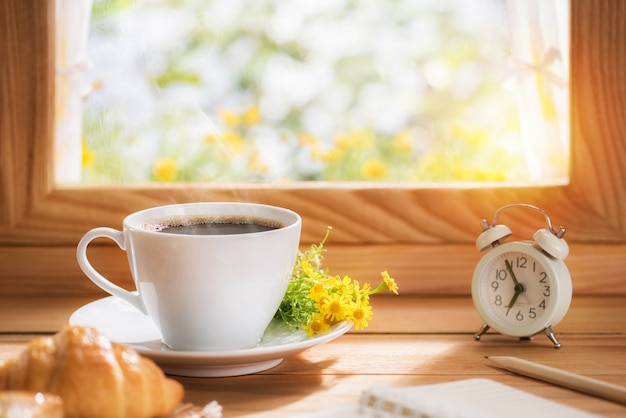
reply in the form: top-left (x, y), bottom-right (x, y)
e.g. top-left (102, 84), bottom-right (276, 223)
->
top-left (486, 356), bottom-right (626, 405)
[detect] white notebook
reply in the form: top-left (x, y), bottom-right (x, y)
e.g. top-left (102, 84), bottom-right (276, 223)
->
top-left (295, 379), bottom-right (600, 418)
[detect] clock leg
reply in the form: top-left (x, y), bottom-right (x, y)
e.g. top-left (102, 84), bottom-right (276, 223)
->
top-left (474, 323), bottom-right (490, 340)
top-left (544, 326), bottom-right (562, 348)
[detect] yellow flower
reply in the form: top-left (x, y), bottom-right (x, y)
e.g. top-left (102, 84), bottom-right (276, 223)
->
top-left (335, 276), bottom-right (354, 296)
top-left (352, 298), bottom-right (373, 330)
top-left (361, 159), bottom-right (387, 179)
top-left (320, 292), bottom-right (354, 322)
top-left (360, 281), bottom-right (372, 295)
top-left (205, 131), bottom-right (246, 157)
top-left (381, 270), bottom-right (399, 295)
top-left (451, 125), bottom-right (487, 147)
top-left (305, 313), bottom-right (331, 336)
top-left (275, 227), bottom-right (399, 336)
top-left (324, 275), bottom-right (340, 289)
top-left (301, 259), bottom-right (315, 277)
top-left (82, 144), bottom-right (95, 168)
top-left (203, 134), bottom-right (218, 144)
top-left (243, 106), bottom-right (262, 126)
top-left (335, 129), bottom-right (374, 150)
top-left (222, 130), bottom-right (245, 152)
top-left (333, 133), bottom-right (350, 150)
top-left (308, 281), bottom-right (327, 303)
top-left (393, 130), bottom-right (414, 153)
top-left (219, 110), bottom-right (241, 127)
top-left (153, 158), bottom-right (179, 182)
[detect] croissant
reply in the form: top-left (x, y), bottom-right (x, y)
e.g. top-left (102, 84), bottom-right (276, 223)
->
top-left (0, 390), bottom-right (64, 418)
top-left (0, 325), bottom-right (184, 418)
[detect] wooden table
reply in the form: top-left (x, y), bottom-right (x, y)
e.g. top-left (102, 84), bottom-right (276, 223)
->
top-left (1, 295), bottom-right (625, 417)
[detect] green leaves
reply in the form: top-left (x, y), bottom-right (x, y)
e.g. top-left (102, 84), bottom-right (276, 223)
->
top-left (274, 227), bottom-right (331, 329)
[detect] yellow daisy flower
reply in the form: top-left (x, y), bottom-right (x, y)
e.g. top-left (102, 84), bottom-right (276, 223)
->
top-left (393, 130), bottom-right (414, 153)
top-left (308, 282), bottom-right (328, 303)
top-left (320, 292), bottom-right (354, 322)
top-left (352, 298), bottom-right (373, 330)
top-left (361, 159), bottom-right (387, 180)
top-left (322, 275), bottom-right (337, 288)
top-left (305, 313), bottom-right (330, 336)
top-left (301, 259), bottom-right (315, 277)
top-left (153, 158), bottom-right (179, 182)
top-left (381, 270), bottom-right (399, 295)
top-left (335, 275), bottom-right (354, 296)
top-left (203, 134), bottom-right (218, 144)
top-left (219, 110), bottom-right (241, 127)
top-left (360, 282), bottom-right (372, 295)
top-left (82, 144), bottom-right (95, 168)
top-left (243, 106), bottom-right (262, 126)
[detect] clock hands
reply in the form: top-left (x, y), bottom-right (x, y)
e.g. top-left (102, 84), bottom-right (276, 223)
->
top-left (505, 259), bottom-right (526, 315)
top-left (506, 290), bottom-right (522, 315)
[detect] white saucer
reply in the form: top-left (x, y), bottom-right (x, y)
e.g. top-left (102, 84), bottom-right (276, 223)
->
top-left (69, 296), bottom-right (352, 377)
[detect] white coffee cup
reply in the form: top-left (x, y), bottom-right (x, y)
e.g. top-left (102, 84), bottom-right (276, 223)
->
top-left (76, 202), bottom-right (301, 351)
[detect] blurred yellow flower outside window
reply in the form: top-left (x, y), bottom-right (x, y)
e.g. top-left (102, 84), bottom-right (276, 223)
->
top-left (55, 0), bottom-right (569, 184)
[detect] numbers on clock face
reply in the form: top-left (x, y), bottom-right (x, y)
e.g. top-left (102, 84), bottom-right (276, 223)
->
top-left (481, 251), bottom-right (551, 327)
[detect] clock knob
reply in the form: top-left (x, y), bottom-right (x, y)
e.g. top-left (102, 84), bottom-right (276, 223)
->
top-left (534, 228), bottom-right (569, 260)
top-left (476, 225), bottom-right (512, 251)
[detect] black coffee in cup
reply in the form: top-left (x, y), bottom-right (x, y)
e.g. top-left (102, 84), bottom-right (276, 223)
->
top-left (143, 214), bottom-right (284, 235)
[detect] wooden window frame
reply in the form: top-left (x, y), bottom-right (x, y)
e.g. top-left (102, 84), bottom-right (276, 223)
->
top-left (1, 0), bottom-right (626, 297)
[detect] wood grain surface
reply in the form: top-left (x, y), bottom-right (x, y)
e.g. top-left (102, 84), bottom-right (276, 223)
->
top-left (1, 296), bottom-right (625, 417)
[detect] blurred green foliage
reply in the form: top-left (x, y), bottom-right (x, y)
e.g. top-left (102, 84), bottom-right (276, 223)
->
top-left (82, 0), bottom-right (528, 183)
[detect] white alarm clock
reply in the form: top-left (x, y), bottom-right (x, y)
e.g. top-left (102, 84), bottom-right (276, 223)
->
top-left (471, 204), bottom-right (572, 348)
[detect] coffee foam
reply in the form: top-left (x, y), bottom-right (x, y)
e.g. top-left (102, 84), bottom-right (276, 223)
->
top-left (141, 214), bottom-right (284, 232)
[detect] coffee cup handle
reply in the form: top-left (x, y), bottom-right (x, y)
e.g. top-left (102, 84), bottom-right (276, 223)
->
top-left (76, 227), bottom-right (147, 315)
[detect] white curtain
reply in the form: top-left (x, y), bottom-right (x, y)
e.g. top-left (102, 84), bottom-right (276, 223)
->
top-left (507, 0), bottom-right (569, 182)
top-left (54, 0), bottom-right (93, 183)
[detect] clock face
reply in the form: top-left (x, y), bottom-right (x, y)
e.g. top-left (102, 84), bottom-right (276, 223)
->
top-left (472, 241), bottom-right (572, 337)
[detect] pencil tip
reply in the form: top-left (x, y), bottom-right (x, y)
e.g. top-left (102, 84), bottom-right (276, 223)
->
top-left (484, 355), bottom-right (489, 359)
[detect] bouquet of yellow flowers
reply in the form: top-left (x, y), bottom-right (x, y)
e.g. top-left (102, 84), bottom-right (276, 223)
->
top-left (275, 227), bottom-right (399, 336)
